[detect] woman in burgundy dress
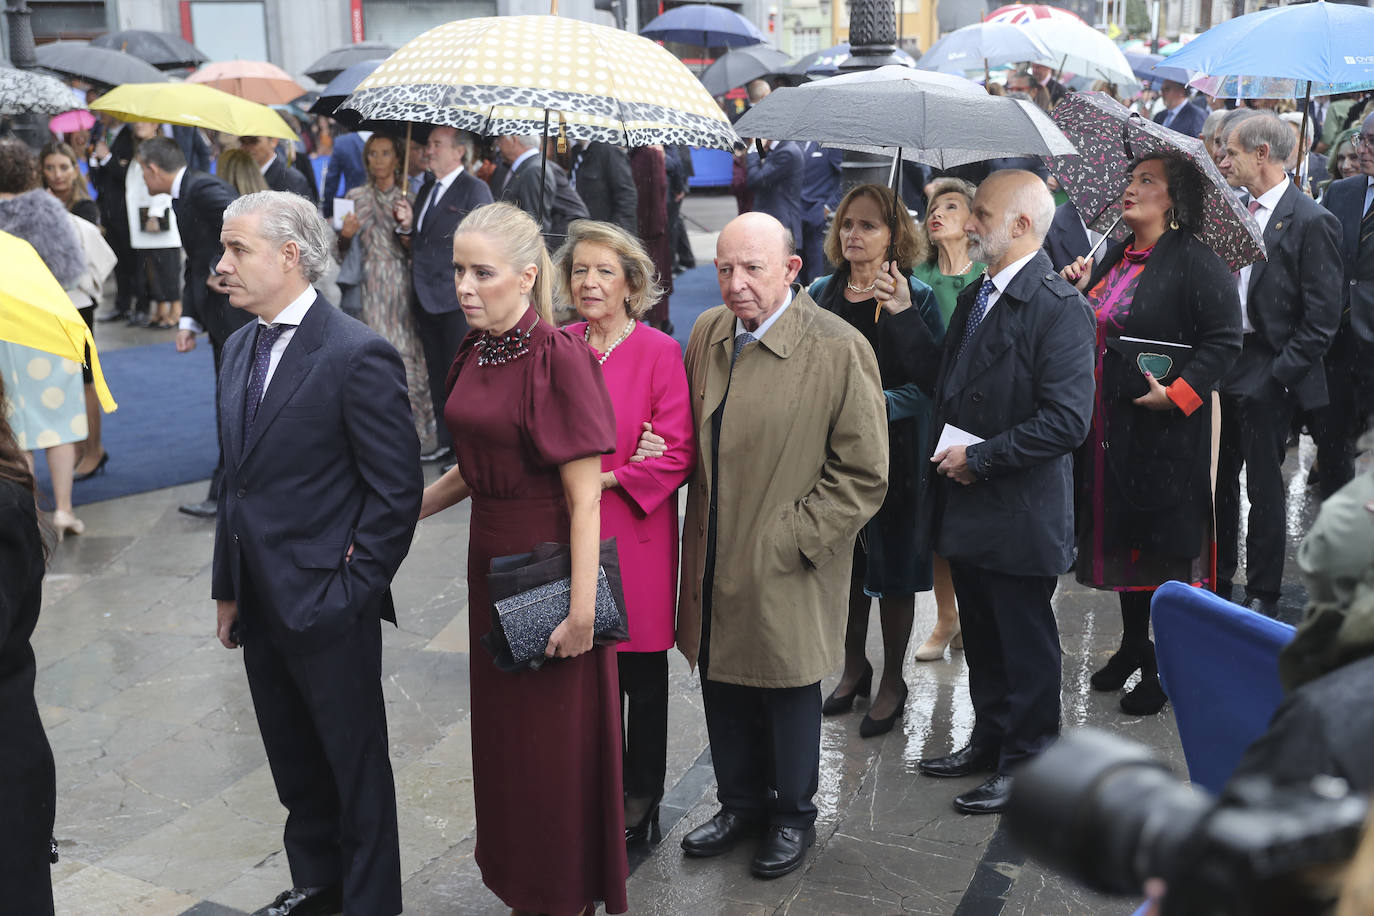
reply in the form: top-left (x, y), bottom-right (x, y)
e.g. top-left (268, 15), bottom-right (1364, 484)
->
top-left (418, 202), bottom-right (628, 915)
top-left (555, 220), bottom-right (697, 846)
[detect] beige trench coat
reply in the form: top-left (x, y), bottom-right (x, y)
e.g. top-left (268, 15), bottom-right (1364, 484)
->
top-left (676, 289), bottom-right (889, 688)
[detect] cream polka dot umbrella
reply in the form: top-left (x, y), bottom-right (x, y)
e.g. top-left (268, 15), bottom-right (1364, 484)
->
top-left (339, 15), bottom-right (739, 151)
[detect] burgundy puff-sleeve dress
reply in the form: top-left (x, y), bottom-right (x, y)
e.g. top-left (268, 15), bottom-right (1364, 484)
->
top-left (446, 311), bottom-right (628, 915)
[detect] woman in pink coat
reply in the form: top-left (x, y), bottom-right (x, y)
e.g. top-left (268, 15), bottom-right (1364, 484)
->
top-left (556, 220), bottom-right (696, 848)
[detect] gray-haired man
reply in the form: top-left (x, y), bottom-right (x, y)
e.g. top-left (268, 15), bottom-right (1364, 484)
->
top-left (210, 191), bottom-right (423, 916)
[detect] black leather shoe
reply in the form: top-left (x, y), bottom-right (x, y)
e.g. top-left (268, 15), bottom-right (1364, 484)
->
top-left (420, 445), bottom-right (453, 464)
top-left (177, 499), bottom-right (217, 519)
top-left (751, 824), bottom-right (815, 879)
top-left (251, 885), bottom-right (343, 916)
top-left (681, 809), bottom-right (758, 857)
top-left (1243, 595), bottom-right (1278, 618)
top-left (918, 743), bottom-right (998, 778)
top-left (96, 309), bottom-right (130, 323)
top-left (859, 683), bottom-right (908, 738)
top-left (821, 661), bottom-right (872, 716)
top-left (953, 774), bottom-right (1013, 815)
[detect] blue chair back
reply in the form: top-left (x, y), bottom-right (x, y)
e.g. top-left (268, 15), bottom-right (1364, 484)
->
top-left (1151, 581), bottom-right (1296, 795)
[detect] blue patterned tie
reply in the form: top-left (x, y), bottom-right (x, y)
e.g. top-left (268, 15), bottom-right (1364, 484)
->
top-left (956, 277), bottom-right (996, 361)
top-left (731, 331), bottom-right (756, 368)
top-left (244, 324), bottom-right (285, 436)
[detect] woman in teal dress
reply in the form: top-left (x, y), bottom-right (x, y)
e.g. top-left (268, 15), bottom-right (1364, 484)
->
top-left (909, 177), bottom-right (984, 661)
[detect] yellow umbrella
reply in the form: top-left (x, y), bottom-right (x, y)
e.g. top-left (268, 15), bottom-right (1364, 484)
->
top-left (0, 232), bottom-right (116, 412)
top-left (89, 81), bottom-right (297, 141)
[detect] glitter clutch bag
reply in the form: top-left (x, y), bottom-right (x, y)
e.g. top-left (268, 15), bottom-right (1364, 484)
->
top-left (483, 538), bottom-right (629, 672)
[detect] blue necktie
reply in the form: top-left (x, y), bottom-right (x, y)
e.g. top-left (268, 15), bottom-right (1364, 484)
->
top-left (957, 278), bottom-right (996, 361)
top-left (731, 331), bottom-right (755, 367)
top-left (244, 324), bottom-right (285, 436)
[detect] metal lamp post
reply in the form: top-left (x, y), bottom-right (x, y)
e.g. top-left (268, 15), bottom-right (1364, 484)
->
top-left (838, 0), bottom-right (911, 192)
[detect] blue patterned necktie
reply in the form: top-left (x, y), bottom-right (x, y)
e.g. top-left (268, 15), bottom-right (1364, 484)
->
top-left (244, 324), bottom-right (285, 436)
top-left (956, 277), bottom-right (996, 361)
top-left (731, 331), bottom-right (756, 368)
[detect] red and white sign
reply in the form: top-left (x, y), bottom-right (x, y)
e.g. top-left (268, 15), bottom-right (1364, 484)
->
top-left (350, 0), bottom-right (365, 42)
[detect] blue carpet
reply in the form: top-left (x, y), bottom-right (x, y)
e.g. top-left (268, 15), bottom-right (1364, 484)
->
top-left (34, 340), bottom-right (217, 508)
top-left (31, 267), bottom-right (722, 508)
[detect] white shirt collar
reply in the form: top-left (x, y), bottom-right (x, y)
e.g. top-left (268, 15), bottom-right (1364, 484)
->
top-left (511, 147), bottom-right (539, 173)
top-left (988, 249), bottom-right (1040, 296)
top-left (734, 288), bottom-right (794, 341)
top-left (258, 285), bottom-right (315, 328)
top-left (1166, 99), bottom-right (1188, 116)
top-left (170, 166), bottom-right (187, 199)
top-left (428, 164), bottom-right (464, 199)
top-left (1250, 176), bottom-right (1290, 212)
top-left (258, 155), bottom-right (274, 175)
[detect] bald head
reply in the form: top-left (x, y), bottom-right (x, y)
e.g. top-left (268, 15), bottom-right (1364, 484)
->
top-left (965, 170), bottom-right (1055, 274)
top-left (746, 79), bottom-right (772, 104)
top-left (716, 212), bottom-right (802, 332)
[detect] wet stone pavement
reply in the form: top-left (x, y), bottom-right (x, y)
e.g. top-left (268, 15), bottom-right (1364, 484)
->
top-left (36, 445), bottom-right (1327, 915)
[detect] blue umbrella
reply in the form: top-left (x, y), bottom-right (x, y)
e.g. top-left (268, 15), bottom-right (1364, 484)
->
top-left (1123, 51), bottom-right (1190, 88)
top-left (640, 3), bottom-right (766, 49)
top-left (308, 59), bottom-right (382, 116)
top-left (918, 21), bottom-right (1052, 79)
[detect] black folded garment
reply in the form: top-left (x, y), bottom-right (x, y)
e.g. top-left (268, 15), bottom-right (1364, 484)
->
top-left (483, 537), bottom-right (629, 672)
top-left (1105, 335), bottom-right (1195, 401)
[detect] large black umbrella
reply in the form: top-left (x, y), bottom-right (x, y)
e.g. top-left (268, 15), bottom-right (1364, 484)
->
top-left (35, 42), bottom-right (168, 89)
top-left (91, 30), bottom-right (208, 70)
top-left (304, 41), bottom-right (397, 85)
top-left (700, 45), bottom-right (791, 96)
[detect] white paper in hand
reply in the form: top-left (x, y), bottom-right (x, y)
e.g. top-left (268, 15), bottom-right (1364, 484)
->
top-left (935, 424), bottom-right (984, 454)
top-left (331, 198), bottom-right (354, 231)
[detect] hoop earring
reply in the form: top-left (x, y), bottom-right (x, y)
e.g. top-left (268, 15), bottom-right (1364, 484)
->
top-left (1168, 208), bottom-right (1180, 231)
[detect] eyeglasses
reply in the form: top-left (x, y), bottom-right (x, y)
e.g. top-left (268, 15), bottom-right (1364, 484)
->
top-left (1353, 134), bottom-right (1374, 147)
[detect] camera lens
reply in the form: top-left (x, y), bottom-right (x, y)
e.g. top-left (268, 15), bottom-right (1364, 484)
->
top-left (1006, 731), bottom-right (1211, 894)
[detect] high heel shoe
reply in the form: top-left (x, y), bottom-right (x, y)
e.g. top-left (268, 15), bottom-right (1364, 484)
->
top-left (914, 626), bottom-right (962, 661)
top-left (51, 509), bottom-right (85, 542)
top-left (74, 450), bottom-right (109, 482)
top-left (1090, 645), bottom-right (1142, 692)
top-left (859, 683), bottom-right (909, 738)
top-left (821, 661), bottom-right (872, 716)
top-left (625, 798), bottom-right (662, 845)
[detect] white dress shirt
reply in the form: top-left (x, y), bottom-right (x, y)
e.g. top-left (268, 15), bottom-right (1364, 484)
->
top-left (1161, 101), bottom-right (1188, 129)
top-left (253, 285), bottom-right (316, 401)
top-left (734, 289), bottom-right (794, 342)
top-left (172, 168), bottom-right (207, 334)
top-left (1236, 177), bottom-right (1290, 333)
top-left (417, 164), bottom-right (464, 233)
top-left (981, 249), bottom-right (1041, 317)
top-left (1363, 176), bottom-right (1374, 216)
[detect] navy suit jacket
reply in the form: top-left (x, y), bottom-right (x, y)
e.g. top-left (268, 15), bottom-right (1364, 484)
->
top-left (264, 153), bottom-right (318, 204)
top-left (890, 251), bottom-right (1096, 576)
top-left (745, 140), bottom-right (804, 244)
top-left (1154, 103), bottom-right (1207, 139)
top-left (571, 142), bottom-right (637, 233)
top-left (1322, 174), bottom-right (1374, 344)
top-left (1043, 202), bottom-right (1092, 271)
top-left (411, 169), bottom-right (493, 315)
top-left (321, 132), bottom-right (367, 217)
top-left (172, 170), bottom-right (249, 346)
top-left (211, 295), bottom-right (422, 652)
top-left (800, 141), bottom-right (843, 227)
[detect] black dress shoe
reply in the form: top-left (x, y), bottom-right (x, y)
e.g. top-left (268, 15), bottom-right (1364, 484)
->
top-left (681, 809), bottom-right (758, 857)
top-left (1243, 595), bottom-right (1278, 618)
top-left (178, 499), bottom-right (218, 519)
top-left (954, 774), bottom-right (1013, 814)
top-left (859, 683), bottom-right (908, 738)
top-left (420, 445), bottom-right (453, 463)
top-left (821, 661), bottom-right (872, 716)
top-left (96, 309), bottom-right (130, 323)
top-left (751, 824), bottom-right (815, 879)
top-left (251, 885), bottom-right (343, 916)
top-left (918, 743), bottom-right (998, 778)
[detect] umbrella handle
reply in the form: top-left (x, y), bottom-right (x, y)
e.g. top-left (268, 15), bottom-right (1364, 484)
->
top-left (1084, 215), bottom-right (1123, 262)
top-left (401, 123), bottom-right (412, 200)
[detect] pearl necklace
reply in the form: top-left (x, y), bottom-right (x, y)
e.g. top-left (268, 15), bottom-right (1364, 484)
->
top-left (846, 277), bottom-right (878, 294)
top-left (944, 259), bottom-right (973, 277)
top-left (585, 319), bottom-right (635, 366)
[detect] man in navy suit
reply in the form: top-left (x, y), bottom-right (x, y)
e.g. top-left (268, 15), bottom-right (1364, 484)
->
top-left (239, 135), bottom-right (318, 204)
top-left (1315, 110), bottom-right (1374, 497)
top-left (394, 127), bottom-right (493, 464)
top-left (321, 126), bottom-right (367, 219)
top-left (140, 137), bottom-right (250, 519)
top-left (739, 138), bottom-right (804, 255)
top-left (1154, 81), bottom-right (1207, 138)
top-left (798, 140), bottom-right (843, 284)
top-left (1042, 201), bottom-right (1093, 272)
top-left (211, 191), bottom-right (422, 916)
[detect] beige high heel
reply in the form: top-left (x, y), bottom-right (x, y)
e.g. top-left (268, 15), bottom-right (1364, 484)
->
top-left (51, 509), bottom-right (85, 542)
top-left (914, 626), bottom-right (961, 661)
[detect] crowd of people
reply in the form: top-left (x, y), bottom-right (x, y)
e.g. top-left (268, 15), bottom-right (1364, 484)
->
top-left (3, 58), bottom-right (1374, 916)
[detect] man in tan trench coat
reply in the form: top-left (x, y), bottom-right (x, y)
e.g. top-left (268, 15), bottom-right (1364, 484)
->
top-left (675, 211), bottom-right (888, 879)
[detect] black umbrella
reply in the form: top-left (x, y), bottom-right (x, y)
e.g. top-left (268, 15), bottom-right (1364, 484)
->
top-left (700, 45), bottom-right (791, 96)
top-left (91, 30), bottom-right (208, 71)
top-left (307, 59), bottom-right (382, 117)
top-left (35, 42), bottom-right (168, 89)
top-left (304, 42), bottom-right (397, 85)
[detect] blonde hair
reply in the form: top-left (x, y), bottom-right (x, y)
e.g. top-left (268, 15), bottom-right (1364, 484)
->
top-left (823, 183), bottom-right (926, 270)
top-left (918, 177), bottom-right (977, 264)
top-left (216, 147), bottom-right (270, 196)
top-left (455, 202), bottom-right (554, 324)
top-left (552, 219), bottom-right (663, 321)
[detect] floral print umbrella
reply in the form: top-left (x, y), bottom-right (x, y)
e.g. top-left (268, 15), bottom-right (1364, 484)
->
top-left (340, 15), bottom-right (739, 150)
top-left (0, 66), bottom-right (81, 116)
top-left (1045, 91), bottom-right (1265, 272)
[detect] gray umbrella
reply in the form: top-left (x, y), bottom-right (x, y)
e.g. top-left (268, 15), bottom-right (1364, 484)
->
top-left (733, 65), bottom-right (1076, 168)
top-left (304, 41), bottom-right (397, 84)
top-left (0, 66), bottom-right (81, 116)
top-left (700, 45), bottom-right (791, 96)
top-left (90, 30), bottom-right (208, 71)
top-left (35, 42), bottom-right (168, 89)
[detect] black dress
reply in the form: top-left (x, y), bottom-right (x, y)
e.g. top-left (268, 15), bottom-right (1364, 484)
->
top-left (0, 478), bottom-right (55, 915)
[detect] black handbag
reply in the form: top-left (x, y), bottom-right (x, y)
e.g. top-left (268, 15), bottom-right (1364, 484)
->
top-left (482, 537), bottom-right (629, 672)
